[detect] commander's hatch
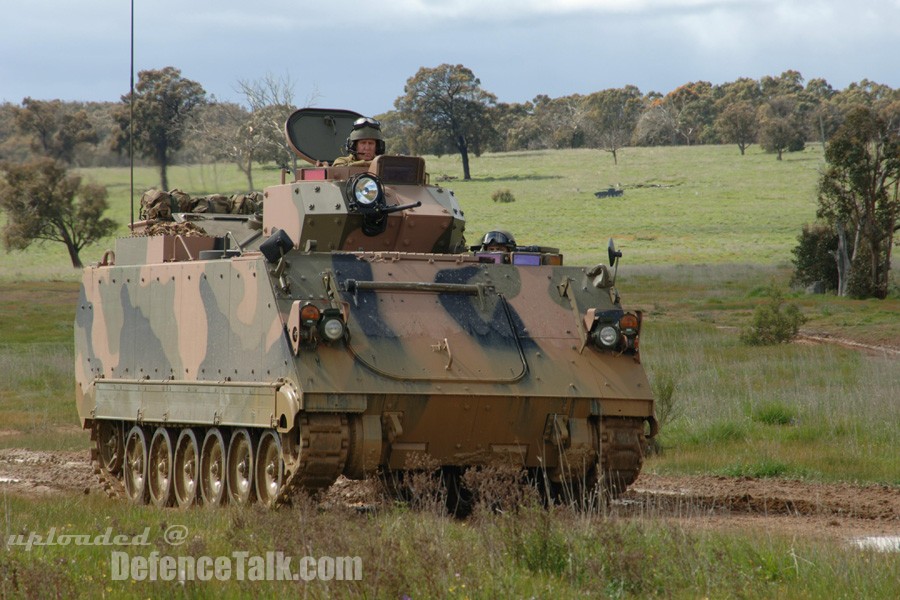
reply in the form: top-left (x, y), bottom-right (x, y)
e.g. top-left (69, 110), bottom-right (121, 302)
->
top-left (284, 108), bottom-right (363, 165)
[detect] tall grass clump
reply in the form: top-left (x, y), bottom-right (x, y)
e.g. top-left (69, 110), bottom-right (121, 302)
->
top-left (491, 188), bottom-right (516, 203)
top-left (751, 400), bottom-right (797, 425)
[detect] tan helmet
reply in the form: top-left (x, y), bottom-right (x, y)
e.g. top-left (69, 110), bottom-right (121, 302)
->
top-left (346, 117), bottom-right (385, 156)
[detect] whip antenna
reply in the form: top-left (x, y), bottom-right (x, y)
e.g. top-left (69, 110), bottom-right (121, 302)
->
top-left (129, 0), bottom-right (135, 232)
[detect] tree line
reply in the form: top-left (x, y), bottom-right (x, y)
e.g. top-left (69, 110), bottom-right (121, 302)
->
top-left (0, 65), bottom-right (898, 296)
top-left (3, 66), bottom-right (899, 178)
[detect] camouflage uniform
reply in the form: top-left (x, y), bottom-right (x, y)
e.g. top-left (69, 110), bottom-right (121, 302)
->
top-left (331, 154), bottom-right (370, 167)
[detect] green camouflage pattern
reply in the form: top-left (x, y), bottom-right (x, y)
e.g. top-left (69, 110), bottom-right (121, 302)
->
top-left (75, 108), bottom-right (656, 508)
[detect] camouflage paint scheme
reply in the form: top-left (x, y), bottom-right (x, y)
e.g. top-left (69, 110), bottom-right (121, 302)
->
top-left (75, 109), bottom-right (656, 508)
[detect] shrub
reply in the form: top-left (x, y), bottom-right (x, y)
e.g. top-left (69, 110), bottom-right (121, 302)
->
top-left (740, 286), bottom-right (806, 345)
top-left (492, 188), bottom-right (516, 203)
top-left (790, 223), bottom-right (838, 292)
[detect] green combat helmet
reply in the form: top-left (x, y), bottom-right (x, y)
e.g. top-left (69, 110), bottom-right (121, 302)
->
top-left (345, 117), bottom-right (385, 157)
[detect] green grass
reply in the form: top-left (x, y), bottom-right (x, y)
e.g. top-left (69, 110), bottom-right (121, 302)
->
top-left (0, 282), bottom-right (86, 449)
top-left (2, 147), bottom-right (899, 598)
top-left (424, 144), bottom-right (824, 265)
top-left (642, 316), bottom-right (900, 483)
top-left (2, 495), bottom-right (898, 599)
top-left (1, 144), bottom-right (825, 279)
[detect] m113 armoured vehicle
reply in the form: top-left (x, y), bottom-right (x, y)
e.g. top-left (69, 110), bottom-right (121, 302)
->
top-left (75, 108), bottom-right (657, 509)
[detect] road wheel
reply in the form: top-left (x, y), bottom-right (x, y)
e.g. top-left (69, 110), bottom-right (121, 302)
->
top-left (227, 428), bottom-right (256, 505)
top-left (96, 421), bottom-right (123, 476)
top-left (255, 430), bottom-right (284, 507)
top-left (173, 428), bottom-right (200, 508)
top-left (148, 427), bottom-right (175, 507)
top-left (200, 428), bottom-right (228, 507)
top-left (123, 426), bottom-right (149, 504)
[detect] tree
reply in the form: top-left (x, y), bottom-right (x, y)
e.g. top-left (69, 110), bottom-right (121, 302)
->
top-left (833, 79), bottom-right (898, 109)
top-left (395, 64), bottom-right (496, 180)
top-left (530, 94), bottom-right (588, 149)
top-left (760, 70), bottom-right (805, 100)
top-left (375, 109), bottom-right (415, 156)
top-left (235, 73), bottom-right (301, 174)
top-left (808, 99), bottom-right (844, 151)
top-left (582, 86), bottom-right (644, 164)
top-left (188, 100), bottom-right (291, 191)
top-left (714, 77), bottom-right (763, 108)
top-left (486, 101), bottom-right (534, 152)
top-left (14, 97), bottom-right (98, 164)
top-left (661, 81), bottom-right (715, 145)
top-left (715, 101), bottom-right (758, 155)
top-left (758, 96), bottom-right (806, 160)
top-left (791, 223), bottom-right (839, 291)
top-left (817, 106), bottom-right (900, 298)
top-left (0, 158), bottom-right (117, 268)
top-left (111, 67), bottom-right (206, 190)
top-left (185, 100), bottom-right (249, 176)
top-left (633, 98), bottom-right (676, 146)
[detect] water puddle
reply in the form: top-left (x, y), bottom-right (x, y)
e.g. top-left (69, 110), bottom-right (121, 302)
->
top-left (852, 536), bottom-right (900, 552)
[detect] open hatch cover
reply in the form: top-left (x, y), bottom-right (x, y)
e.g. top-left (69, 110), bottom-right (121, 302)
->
top-left (284, 108), bottom-right (364, 165)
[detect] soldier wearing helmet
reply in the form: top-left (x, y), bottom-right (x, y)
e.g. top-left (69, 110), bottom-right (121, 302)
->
top-left (473, 230), bottom-right (517, 253)
top-left (331, 117), bottom-right (385, 166)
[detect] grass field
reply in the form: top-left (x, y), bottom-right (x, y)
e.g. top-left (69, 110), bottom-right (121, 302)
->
top-left (1, 143), bottom-right (827, 279)
top-left (1, 145), bottom-right (898, 597)
top-left (4, 493), bottom-right (898, 599)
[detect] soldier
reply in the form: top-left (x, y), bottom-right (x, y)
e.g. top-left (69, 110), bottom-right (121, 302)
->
top-left (473, 230), bottom-right (517, 252)
top-left (477, 230), bottom-right (517, 252)
top-left (330, 117), bottom-right (385, 166)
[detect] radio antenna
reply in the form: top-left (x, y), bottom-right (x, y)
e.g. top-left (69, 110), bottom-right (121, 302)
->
top-left (129, 0), bottom-right (135, 232)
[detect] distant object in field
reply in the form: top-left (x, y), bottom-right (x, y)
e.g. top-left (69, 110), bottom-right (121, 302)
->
top-left (595, 187), bottom-right (624, 198)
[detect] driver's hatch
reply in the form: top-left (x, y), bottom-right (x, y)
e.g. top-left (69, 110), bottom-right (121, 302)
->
top-left (340, 278), bottom-right (527, 383)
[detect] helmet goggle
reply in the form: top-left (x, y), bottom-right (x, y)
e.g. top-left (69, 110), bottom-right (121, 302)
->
top-left (353, 117), bottom-right (381, 130)
top-left (481, 231), bottom-right (515, 248)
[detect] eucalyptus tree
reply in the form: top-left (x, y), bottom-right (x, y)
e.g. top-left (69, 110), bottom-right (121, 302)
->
top-left (111, 67), bottom-right (206, 190)
top-left (817, 105), bottom-right (900, 297)
top-left (395, 64), bottom-right (496, 180)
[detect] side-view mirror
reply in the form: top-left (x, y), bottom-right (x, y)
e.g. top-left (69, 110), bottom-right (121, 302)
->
top-left (608, 238), bottom-right (623, 267)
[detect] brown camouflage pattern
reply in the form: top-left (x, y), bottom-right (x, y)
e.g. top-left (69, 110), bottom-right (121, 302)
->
top-left (76, 112), bottom-right (655, 506)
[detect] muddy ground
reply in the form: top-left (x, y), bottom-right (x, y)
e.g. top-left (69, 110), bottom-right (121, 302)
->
top-left (2, 447), bottom-right (897, 548)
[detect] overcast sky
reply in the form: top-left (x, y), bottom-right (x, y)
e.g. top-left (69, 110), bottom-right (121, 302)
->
top-left (2, 0), bottom-right (899, 116)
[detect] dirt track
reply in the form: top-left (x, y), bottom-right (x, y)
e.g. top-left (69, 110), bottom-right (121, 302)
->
top-left (1, 448), bottom-right (897, 546)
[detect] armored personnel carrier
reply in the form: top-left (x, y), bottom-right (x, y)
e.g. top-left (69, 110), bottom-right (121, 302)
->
top-left (75, 108), bottom-right (657, 509)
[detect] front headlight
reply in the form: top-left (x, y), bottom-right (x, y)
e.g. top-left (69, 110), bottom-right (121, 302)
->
top-left (320, 317), bottom-right (345, 342)
top-left (597, 325), bottom-right (619, 347)
top-left (354, 177), bottom-right (380, 205)
top-left (346, 173), bottom-right (384, 210)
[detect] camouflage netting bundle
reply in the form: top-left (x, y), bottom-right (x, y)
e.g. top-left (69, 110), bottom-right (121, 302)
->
top-left (140, 189), bottom-right (264, 221)
top-left (140, 189), bottom-right (174, 221)
top-left (144, 221), bottom-right (209, 237)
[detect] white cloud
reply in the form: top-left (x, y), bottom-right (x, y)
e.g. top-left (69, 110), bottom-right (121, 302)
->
top-left (2, 0), bottom-right (899, 109)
